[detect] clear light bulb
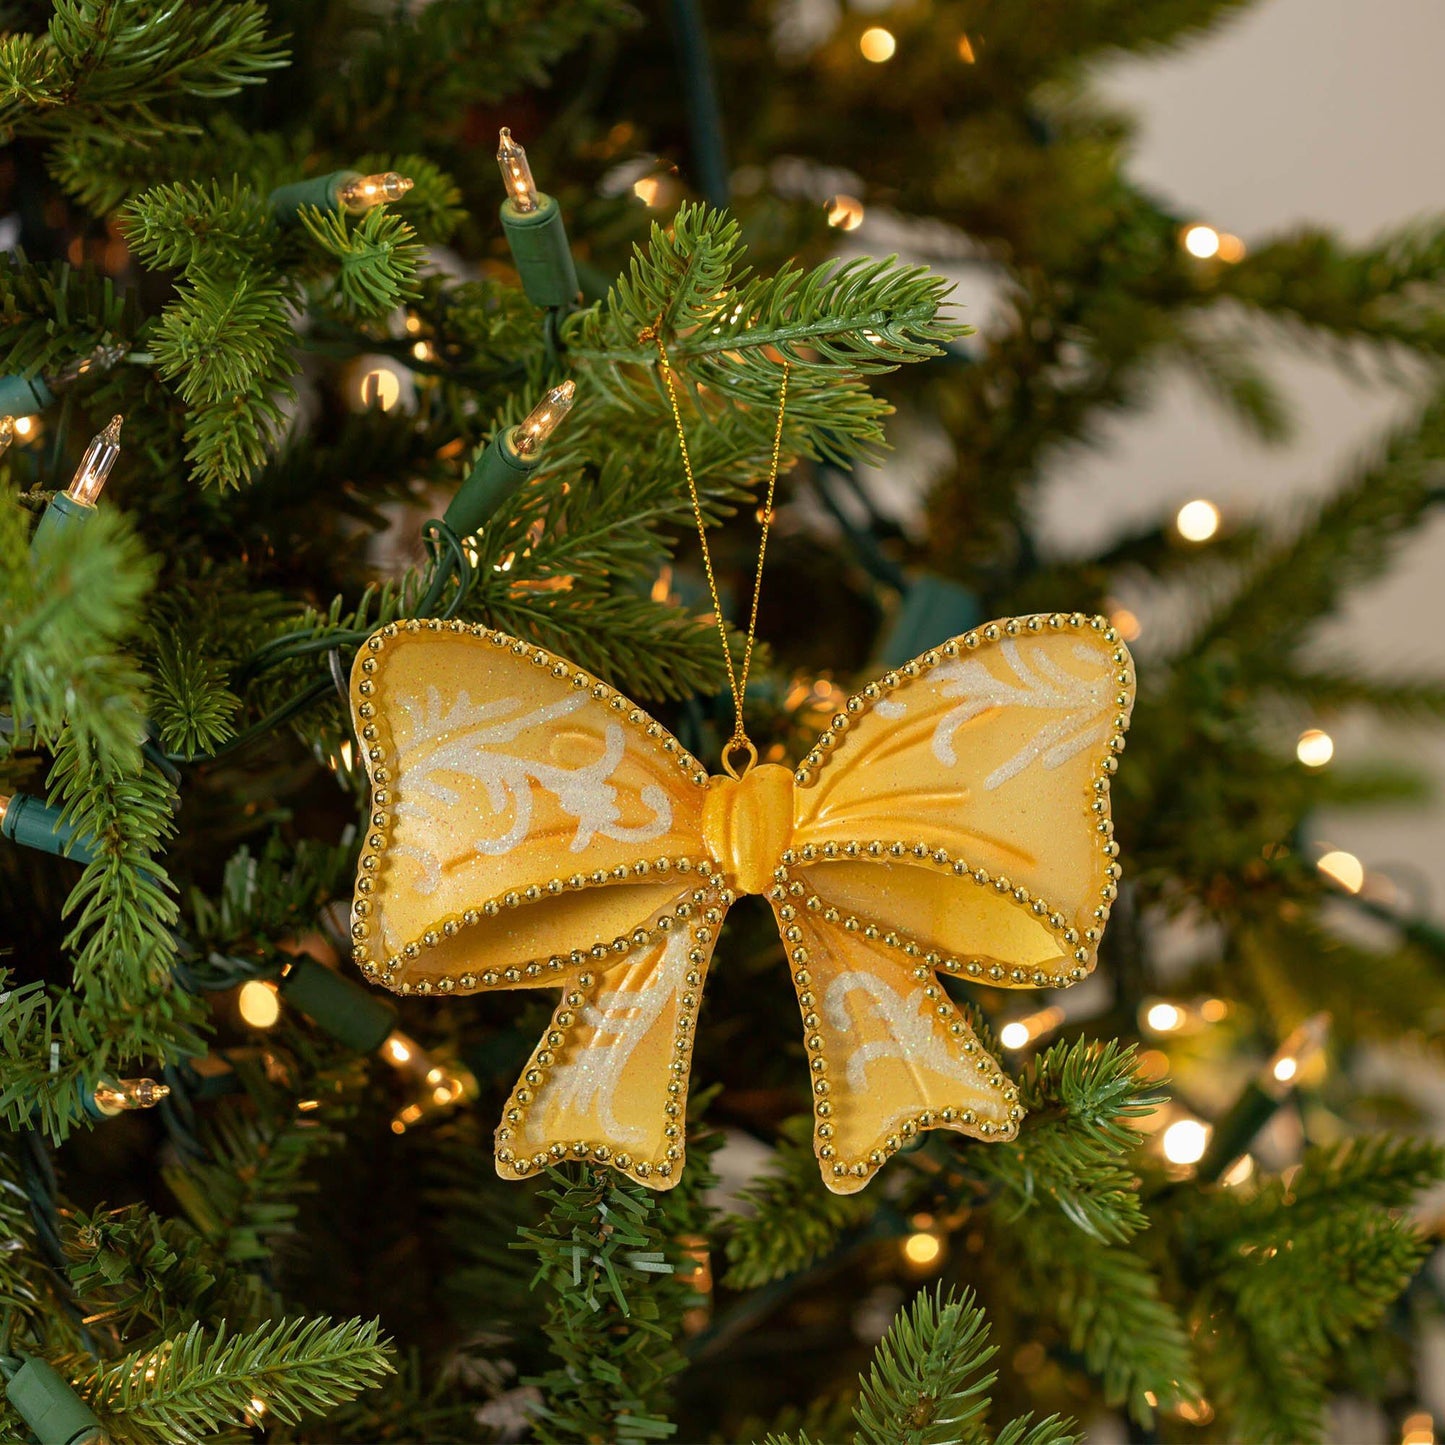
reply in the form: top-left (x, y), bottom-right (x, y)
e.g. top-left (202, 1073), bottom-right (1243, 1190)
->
top-left (92, 1076), bottom-right (170, 1116)
top-left (1262, 1012), bottom-right (1329, 1099)
top-left (53, 340), bottom-right (128, 385)
top-left (67, 414), bottom-right (123, 506)
top-left (497, 127), bottom-right (540, 214)
top-left (512, 379), bottom-right (576, 457)
top-left (338, 172), bottom-right (414, 214)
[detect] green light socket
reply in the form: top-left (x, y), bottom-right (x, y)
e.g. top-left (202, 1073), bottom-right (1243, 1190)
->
top-left (1, 792), bottom-right (98, 866)
top-left (31, 491), bottom-right (95, 553)
top-left (280, 954), bottom-right (397, 1054)
top-left (267, 170), bottom-right (354, 224)
top-left (499, 195), bottom-right (581, 311)
top-left (443, 427), bottom-right (537, 539)
top-left (4, 1356), bottom-right (105, 1445)
top-left (0, 372), bottom-right (55, 416)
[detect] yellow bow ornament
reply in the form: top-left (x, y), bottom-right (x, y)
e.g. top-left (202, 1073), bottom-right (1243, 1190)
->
top-left (348, 611), bottom-right (1134, 1194)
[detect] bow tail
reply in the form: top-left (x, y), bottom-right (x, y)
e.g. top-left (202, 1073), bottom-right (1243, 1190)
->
top-left (771, 894), bottom-right (1021, 1195)
top-left (496, 878), bottom-right (728, 1190)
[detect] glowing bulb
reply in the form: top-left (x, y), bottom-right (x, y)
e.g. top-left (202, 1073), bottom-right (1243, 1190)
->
top-left (1109, 607), bottom-right (1141, 642)
top-left (826, 195), bottom-right (865, 231)
top-left (1402, 1412), bottom-right (1435, 1445)
top-left (1220, 1154), bottom-right (1254, 1187)
top-left (1264, 1013), bottom-right (1329, 1098)
top-left (1183, 224), bottom-right (1221, 259)
top-left (338, 172), bottom-right (413, 214)
top-left (497, 128), bottom-right (540, 214)
top-left (1176, 499), bottom-right (1221, 542)
top-left (1296, 728), bottom-right (1334, 767)
top-left (238, 980), bottom-right (281, 1029)
top-left (957, 34), bottom-right (977, 63)
top-left (1318, 849), bottom-right (1364, 894)
top-left (1162, 1117), bottom-right (1210, 1165)
top-left (13, 414), bottom-right (35, 438)
top-left (999, 1021), bottom-right (1030, 1050)
top-left (382, 1032), bottom-right (414, 1066)
top-left (1146, 1002), bottom-right (1183, 1033)
top-left (902, 1231), bottom-right (943, 1266)
top-left (67, 415), bottom-right (123, 506)
top-left (859, 27), bottom-right (896, 62)
top-left (1200, 998), bottom-right (1228, 1023)
top-left (359, 366), bottom-right (401, 412)
top-left (511, 379), bottom-right (576, 457)
top-left (91, 1076), bottom-right (169, 1117)
top-left (1216, 233), bottom-right (1246, 263)
top-left (632, 175), bottom-right (664, 206)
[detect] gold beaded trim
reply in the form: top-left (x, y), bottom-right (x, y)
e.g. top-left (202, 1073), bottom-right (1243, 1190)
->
top-left (775, 835), bottom-right (1120, 987)
top-left (766, 866), bottom-right (1023, 1188)
top-left (792, 611), bottom-right (1134, 789)
top-left (349, 617), bottom-right (711, 983)
top-left (494, 880), bottom-right (729, 1187)
top-left (359, 856), bottom-right (718, 996)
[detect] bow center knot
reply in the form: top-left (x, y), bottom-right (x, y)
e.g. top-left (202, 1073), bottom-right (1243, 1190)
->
top-left (702, 763), bottom-right (795, 896)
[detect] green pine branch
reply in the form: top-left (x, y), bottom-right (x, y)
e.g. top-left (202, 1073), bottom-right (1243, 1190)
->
top-left (0, 0), bottom-right (287, 142)
top-left (299, 204), bottom-right (425, 320)
top-left (3, 472), bottom-right (154, 770)
top-left (851, 1286), bottom-right (1076, 1445)
top-left (976, 1039), bottom-right (1162, 1243)
top-left (517, 1165), bottom-right (705, 1444)
top-left (723, 1115), bottom-right (870, 1289)
top-left (570, 203), bottom-right (966, 464)
top-left (1010, 1224), bottom-right (1200, 1424)
top-left (83, 1316), bottom-right (393, 1444)
top-left (123, 180), bottom-right (276, 274)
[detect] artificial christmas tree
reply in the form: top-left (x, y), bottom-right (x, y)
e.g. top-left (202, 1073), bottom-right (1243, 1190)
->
top-left (3, 2), bottom-right (1444, 1442)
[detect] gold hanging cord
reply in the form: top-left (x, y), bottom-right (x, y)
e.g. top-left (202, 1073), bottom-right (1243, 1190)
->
top-left (654, 333), bottom-right (790, 779)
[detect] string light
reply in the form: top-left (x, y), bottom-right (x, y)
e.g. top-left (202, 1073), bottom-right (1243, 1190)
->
top-left (356, 362), bottom-right (404, 412)
top-left (13, 415), bottom-right (35, 439)
top-left (90, 1076), bottom-right (169, 1117)
top-left (957, 34), bottom-right (977, 63)
top-left (900, 1213), bottom-right (946, 1274)
top-left (444, 379), bottom-right (578, 539)
top-left (512, 380), bottom-right (576, 457)
top-left (1162, 1117), bottom-right (1210, 1165)
top-left (1182, 224), bottom-right (1222, 259)
top-left (1402, 1412), bottom-right (1435, 1445)
top-left (1296, 728), bottom-right (1334, 767)
top-left (1145, 1001), bottom-right (1184, 1033)
top-left (999, 1006), bottom-right (1066, 1050)
top-left (337, 172), bottom-right (413, 214)
top-left (1175, 498), bottom-right (1221, 542)
top-left (859, 27), bottom-right (896, 62)
top-left (1181, 223), bottom-right (1244, 262)
top-left (1262, 1013), bottom-right (1329, 1100)
top-left (268, 170), bottom-right (413, 225)
top-left (1318, 848), bottom-right (1365, 894)
top-left (1109, 606), bottom-right (1141, 641)
top-left (497, 127), bottom-right (539, 215)
top-left (380, 1030), bottom-right (477, 1133)
top-left (237, 980), bottom-right (281, 1029)
top-left (1220, 1154), bottom-right (1255, 1187)
top-left (826, 195), bottom-right (865, 231)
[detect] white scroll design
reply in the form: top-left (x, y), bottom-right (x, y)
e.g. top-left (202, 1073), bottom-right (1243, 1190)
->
top-left (532, 928), bottom-right (693, 1146)
top-left (390, 685), bottom-right (673, 892)
top-left (930, 640), bottom-right (1109, 790)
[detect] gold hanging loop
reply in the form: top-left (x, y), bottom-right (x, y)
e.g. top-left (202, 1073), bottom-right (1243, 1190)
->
top-left (655, 329), bottom-right (789, 775)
